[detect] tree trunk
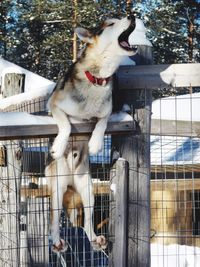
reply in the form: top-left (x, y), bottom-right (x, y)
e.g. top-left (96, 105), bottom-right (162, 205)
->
top-left (188, 14), bottom-right (194, 62)
top-left (72, 0), bottom-right (78, 62)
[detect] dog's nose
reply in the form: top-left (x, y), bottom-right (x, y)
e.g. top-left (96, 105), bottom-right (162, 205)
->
top-left (127, 13), bottom-right (135, 21)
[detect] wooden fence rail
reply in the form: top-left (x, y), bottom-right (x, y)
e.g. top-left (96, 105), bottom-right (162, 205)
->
top-left (0, 121), bottom-right (136, 140)
top-left (1, 118), bottom-right (200, 140)
top-left (117, 63), bottom-right (200, 89)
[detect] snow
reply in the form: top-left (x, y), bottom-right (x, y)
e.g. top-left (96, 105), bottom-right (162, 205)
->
top-left (0, 111), bottom-right (132, 126)
top-left (109, 111), bottom-right (133, 122)
top-left (151, 135), bottom-right (200, 165)
top-left (0, 112), bottom-right (55, 126)
top-left (0, 85), bottom-right (54, 110)
top-left (150, 93), bottom-right (200, 165)
top-left (0, 58), bottom-right (55, 108)
top-left (0, 58), bottom-right (55, 92)
top-left (151, 243), bottom-right (200, 267)
top-left (152, 92), bottom-right (200, 122)
top-left (129, 18), bottom-right (152, 47)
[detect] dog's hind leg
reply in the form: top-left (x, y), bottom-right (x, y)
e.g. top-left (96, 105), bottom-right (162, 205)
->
top-left (88, 115), bottom-right (110, 155)
top-left (49, 158), bottom-right (69, 252)
top-left (75, 172), bottom-right (107, 250)
top-left (50, 105), bottom-right (71, 159)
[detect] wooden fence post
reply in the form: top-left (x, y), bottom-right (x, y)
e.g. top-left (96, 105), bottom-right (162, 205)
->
top-left (2, 72), bottom-right (25, 97)
top-left (109, 158), bottom-right (129, 267)
top-left (0, 72), bottom-right (25, 266)
top-left (112, 46), bottom-right (152, 267)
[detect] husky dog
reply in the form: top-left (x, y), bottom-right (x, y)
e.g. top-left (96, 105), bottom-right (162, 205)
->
top-left (47, 14), bottom-right (150, 252)
top-left (48, 14), bottom-right (139, 159)
top-left (45, 136), bottom-right (108, 252)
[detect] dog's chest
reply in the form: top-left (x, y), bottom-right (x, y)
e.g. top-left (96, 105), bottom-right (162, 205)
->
top-left (81, 87), bottom-right (111, 116)
top-left (60, 86), bottom-right (112, 119)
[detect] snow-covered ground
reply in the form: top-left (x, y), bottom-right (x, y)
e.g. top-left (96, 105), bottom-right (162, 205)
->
top-left (151, 243), bottom-right (200, 267)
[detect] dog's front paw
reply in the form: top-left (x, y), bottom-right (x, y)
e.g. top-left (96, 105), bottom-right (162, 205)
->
top-left (51, 138), bottom-right (66, 159)
top-left (52, 239), bottom-right (67, 253)
top-left (88, 137), bottom-right (103, 155)
top-left (91, 235), bottom-right (107, 250)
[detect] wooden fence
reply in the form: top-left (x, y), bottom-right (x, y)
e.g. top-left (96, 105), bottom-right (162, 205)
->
top-left (0, 48), bottom-right (200, 266)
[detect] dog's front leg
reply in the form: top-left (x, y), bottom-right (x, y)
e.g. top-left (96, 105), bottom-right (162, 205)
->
top-left (51, 105), bottom-right (71, 159)
top-left (75, 173), bottom-right (107, 250)
top-left (88, 115), bottom-right (109, 155)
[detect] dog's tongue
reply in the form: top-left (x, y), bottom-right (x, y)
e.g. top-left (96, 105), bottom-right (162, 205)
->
top-left (120, 41), bottom-right (130, 48)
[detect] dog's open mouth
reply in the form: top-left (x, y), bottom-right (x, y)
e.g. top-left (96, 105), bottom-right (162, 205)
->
top-left (118, 19), bottom-right (138, 52)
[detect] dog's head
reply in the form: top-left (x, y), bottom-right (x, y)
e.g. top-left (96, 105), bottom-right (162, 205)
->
top-left (75, 15), bottom-right (151, 57)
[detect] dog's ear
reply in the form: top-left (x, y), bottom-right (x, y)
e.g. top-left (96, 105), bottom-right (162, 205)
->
top-left (75, 27), bottom-right (93, 44)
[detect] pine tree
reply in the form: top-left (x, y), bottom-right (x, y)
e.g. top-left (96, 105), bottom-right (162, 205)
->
top-left (0, 1), bottom-right (18, 58)
top-left (7, 0), bottom-right (118, 80)
top-left (133, 0), bottom-right (200, 64)
top-left (2, 0), bottom-right (200, 81)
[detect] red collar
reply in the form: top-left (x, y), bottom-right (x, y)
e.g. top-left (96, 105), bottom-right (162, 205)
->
top-left (85, 71), bottom-right (111, 86)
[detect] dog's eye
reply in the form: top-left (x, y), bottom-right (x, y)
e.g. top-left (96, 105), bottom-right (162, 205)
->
top-left (107, 23), bottom-right (114, 27)
top-left (97, 29), bottom-right (104, 35)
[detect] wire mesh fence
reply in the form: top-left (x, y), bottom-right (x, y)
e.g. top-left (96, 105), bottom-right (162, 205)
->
top-left (151, 90), bottom-right (200, 265)
top-left (0, 136), bottom-right (114, 267)
top-left (1, 75), bottom-right (200, 266)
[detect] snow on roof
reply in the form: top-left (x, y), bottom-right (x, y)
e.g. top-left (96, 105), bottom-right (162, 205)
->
top-left (0, 85), bottom-right (53, 110)
top-left (151, 93), bottom-right (200, 166)
top-left (152, 92), bottom-right (200, 122)
top-left (151, 135), bottom-right (200, 166)
top-left (0, 57), bottom-right (55, 92)
top-left (0, 58), bottom-right (55, 109)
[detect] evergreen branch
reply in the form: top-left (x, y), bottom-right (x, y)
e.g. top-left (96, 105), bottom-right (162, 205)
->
top-left (162, 28), bottom-right (177, 35)
top-left (42, 19), bottom-right (68, 24)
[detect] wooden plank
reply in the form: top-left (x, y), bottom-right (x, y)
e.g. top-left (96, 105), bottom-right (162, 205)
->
top-left (109, 159), bottom-right (129, 267)
top-left (151, 178), bottom-right (200, 191)
top-left (151, 119), bottom-right (200, 137)
top-left (0, 145), bottom-right (7, 166)
top-left (21, 182), bottom-right (110, 198)
top-left (0, 120), bottom-right (136, 140)
top-left (151, 164), bottom-right (200, 173)
top-left (117, 63), bottom-right (200, 89)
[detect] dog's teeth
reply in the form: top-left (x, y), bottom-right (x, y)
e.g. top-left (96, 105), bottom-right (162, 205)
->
top-left (131, 45), bottom-right (138, 50)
